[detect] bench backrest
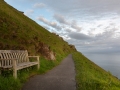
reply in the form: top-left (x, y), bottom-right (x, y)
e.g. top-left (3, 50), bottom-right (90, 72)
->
top-left (0, 50), bottom-right (29, 67)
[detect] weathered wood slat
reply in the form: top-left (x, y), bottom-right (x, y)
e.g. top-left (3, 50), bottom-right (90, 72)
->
top-left (7, 53), bottom-right (11, 66)
top-left (21, 52), bottom-right (25, 63)
top-left (0, 50), bottom-right (40, 78)
top-left (17, 62), bottom-right (38, 70)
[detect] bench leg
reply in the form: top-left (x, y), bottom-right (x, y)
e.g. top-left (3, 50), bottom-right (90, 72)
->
top-left (13, 69), bottom-right (17, 79)
top-left (37, 56), bottom-right (40, 69)
top-left (37, 64), bottom-right (40, 69)
top-left (12, 59), bottom-right (17, 79)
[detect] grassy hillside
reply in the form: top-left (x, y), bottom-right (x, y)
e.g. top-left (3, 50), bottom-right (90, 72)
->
top-left (0, 0), bottom-right (76, 90)
top-left (73, 52), bottom-right (120, 90)
top-left (0, 0), bottom-right (75, 57)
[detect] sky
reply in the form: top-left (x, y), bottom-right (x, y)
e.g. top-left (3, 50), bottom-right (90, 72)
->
top-left (4, 0), bottom-right (120, 55)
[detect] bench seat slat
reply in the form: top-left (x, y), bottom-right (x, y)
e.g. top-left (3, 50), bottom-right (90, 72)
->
top-left (1, 65), bottom-right (12, 69)
top-left (0, 62), bottom-right (38, 69)
top-left (17, 62), bottom-right (38, 70)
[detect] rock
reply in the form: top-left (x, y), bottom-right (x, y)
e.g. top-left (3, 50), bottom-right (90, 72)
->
top-left (36, 42), bottom-right (56, 60)
top-left (49, 51), bottom-right (56, 60)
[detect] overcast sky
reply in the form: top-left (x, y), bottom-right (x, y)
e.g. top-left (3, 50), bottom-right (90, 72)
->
top-left (5, 0), bottom-right (120, 55)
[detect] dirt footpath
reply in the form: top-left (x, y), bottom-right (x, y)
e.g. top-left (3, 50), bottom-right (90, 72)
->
top-left (22, 54), bottom-right (76, 90)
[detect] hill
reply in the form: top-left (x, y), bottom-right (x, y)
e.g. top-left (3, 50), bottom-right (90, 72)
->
top-left (0, 0), bottom-right (76, 89)
top-left (0, 0), bottom-right (120, 90)
top-left (0, 0), bottom-right (76, 60)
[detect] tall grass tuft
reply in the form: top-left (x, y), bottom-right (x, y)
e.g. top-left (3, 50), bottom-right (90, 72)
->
top-left (0, 76), bottom-right (21, 90)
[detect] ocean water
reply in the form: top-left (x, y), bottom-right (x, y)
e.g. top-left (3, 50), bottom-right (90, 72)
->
top-left (84, 53), bottom-right (120, 79)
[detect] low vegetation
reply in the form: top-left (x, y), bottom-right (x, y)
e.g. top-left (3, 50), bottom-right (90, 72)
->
top-left (73, 52), bottom-right (120, 90)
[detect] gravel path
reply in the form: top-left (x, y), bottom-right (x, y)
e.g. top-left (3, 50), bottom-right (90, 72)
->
top-left (22, 54), bottom-right (76, 90)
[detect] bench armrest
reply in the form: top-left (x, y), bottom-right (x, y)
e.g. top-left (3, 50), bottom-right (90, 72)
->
top-left (28, 56), bottom-right (40, 62)
top-left (28, 56), bottom-right (40, 69)
top-left (28, 56), bottom-right (39, 58)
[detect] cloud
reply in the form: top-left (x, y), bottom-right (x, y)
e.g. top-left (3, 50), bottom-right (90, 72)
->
top-left (52, 11), bottom-right (120, 54)
top-left (54, 13), bottom-right (69, 25)
top-left (95, 28), bottom-right (118, 40)
top-left (33, 3), bottom-right (46, 8)
top-left (66, 27), bottom-right (120, 54)
top-left (71, 24), bottom-right (81, 31)
top-left (37, 16), bottom-right (61, 30)
top-left (50, 22), bottom-right (62, 30)
top-left (53, 14), bottom-right (82, 32)
top-left (65, 28), bottom-right (72, 33)
top-left (40, 0), bottom-right (120, 18)
top-left (68, 32), bottom-right (92, 40)
top-left (71, 20), bottom-right (81, 31)
top-left (37, 14), bottom-right (82, 33)
top-left (71, 38), bottom-right (120, 54)
top-left (37, 16), bottom-right (49, 24)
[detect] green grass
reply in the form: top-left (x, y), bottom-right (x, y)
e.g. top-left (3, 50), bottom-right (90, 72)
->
top-left (0, 76), bottom-right (21, 90)
top-left (73, 52), bottom-right (120, 90)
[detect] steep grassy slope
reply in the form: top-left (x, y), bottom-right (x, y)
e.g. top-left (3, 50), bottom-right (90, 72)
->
top-left (0, 0), bottom-right (75, 57)
top-left (73, 52), bottom-right (120, 90)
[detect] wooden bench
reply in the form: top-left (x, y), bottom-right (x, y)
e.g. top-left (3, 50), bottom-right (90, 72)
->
top-left (0, 50), bottom-right (40, 78)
